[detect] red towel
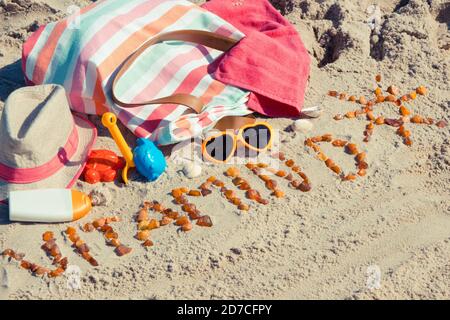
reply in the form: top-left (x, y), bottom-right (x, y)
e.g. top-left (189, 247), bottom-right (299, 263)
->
top-left (202, 0), bottom-right (311, 118)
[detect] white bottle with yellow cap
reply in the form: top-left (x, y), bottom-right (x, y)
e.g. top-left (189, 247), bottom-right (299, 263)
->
top-left (9, 189), bottom-right (92, 223)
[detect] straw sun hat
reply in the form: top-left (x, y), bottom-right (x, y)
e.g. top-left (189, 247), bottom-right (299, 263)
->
top-left (0, 84), bottom-right (97, 201)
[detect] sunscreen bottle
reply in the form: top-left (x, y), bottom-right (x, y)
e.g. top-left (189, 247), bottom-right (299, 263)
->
top-left (9, 189), bottom-right (92, 223)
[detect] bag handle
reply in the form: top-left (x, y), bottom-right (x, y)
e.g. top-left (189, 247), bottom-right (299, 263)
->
top-left (111, 30), bottom-right (239, 113)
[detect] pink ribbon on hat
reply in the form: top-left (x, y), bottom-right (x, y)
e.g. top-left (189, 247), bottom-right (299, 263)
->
top-left (0, 123), bottom-right (79, 184)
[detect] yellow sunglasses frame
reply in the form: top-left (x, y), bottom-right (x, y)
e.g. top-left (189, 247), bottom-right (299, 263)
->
top-left (201, 122), bottom-right (273, 164)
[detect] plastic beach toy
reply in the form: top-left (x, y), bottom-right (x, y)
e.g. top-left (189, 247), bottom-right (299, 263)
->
top-left (133, 138), bottom-right (167, 182)
top-left (83, 150), bottom-right (125, 184)
top-left (101, 113), bottom-right (166, 183)
top-left (9, 189), bottom-right (92, 223)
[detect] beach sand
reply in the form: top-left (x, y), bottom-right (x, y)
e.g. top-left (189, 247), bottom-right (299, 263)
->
top-left (0, 0), bottom-right (449, 300)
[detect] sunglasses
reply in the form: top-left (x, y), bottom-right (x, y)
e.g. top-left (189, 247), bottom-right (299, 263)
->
top-left (202, 122), bottom-right (273, 163)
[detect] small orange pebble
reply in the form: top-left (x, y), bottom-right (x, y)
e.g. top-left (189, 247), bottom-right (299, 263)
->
top-left (328, 90), bottom-right (338, 97)
top-left (275, 170), bottom-right (287, 177)
top-left (246, 189), bottom-right (259, 200)
top-left (285, 159), bottom-right (295, 167)
top-left (332, 139), bottom-right (347, 147)
top-left (375, 116), bottom-right (385, 125)
top-left (137, 209), bottom-right (148, 222)
top-left (196, 215), bottom-right (213, 227)
top-left (416, 86), bottom-right (426, 95)
top-left (304, 138), bottom-right (314, 147)
top-left (231, 198), bottom-right (242, 206)
top-left (358, 169), bottom-right (367, 176)
top-left (345, 111), bottom-right (356, 119)
top-left (188, 190), bottom-right (202, 197)
top-left (322, 134), bottom-right (333, 142)
top-left (259, 174), bottom-right (271, 183)
top-left (42, 231), bottom-right (54, 242)
top-left (385, 95), bottom-right (396, 102)
top-left (366, 122), bottom-right (375, 130)
top-left (142, 240), bottom-right (154, 247)
top-left (403, 130), bottom-right (411, 138)
top-left (109, 239), bottom-right (121, 247)
top-left (105, 216), bottom-right (121, 224)
top-left (324, 159), bottom-right (334, 168)
top-left (375, 74), bottom-right (381, 82)
top-left (312, 144), bottom-right (321, 153)
top-left (65, 227), bottom-right (76, 236)
top-left (366, 112), bottom-right (375, 121)
top-left (358, 161), bottom-right (369, 170)
top-left (387, 85), bottom-right (399, 96)
top-left (358, 96), bottom-right (367, 105)
top-left (394, 99), bottom-right (402, 107)
top-left (49, 267), bottom-right (65, 278)
top-left (238, 203), bottom-right (250, 211)
top-left (138, 220), bottom-right (150, 230)
top-left (343, 174), bottom-right (357, 181)
top-left (265, 180), bottom-right (277, 191)
top-left (400, 95), bottom-right (409, 102)
top-left (436, 120), bottom-right (448, 128)
top-left (175, 216), bottom-right (189, 226)
top-left (330, 165), bottom-right (341, 175)
top-left (276, 152), bottom-right (286, 161)
top-left (225, 167), bottom-right (240, 177)
top-left (165, 210), bottom-right (180, 220)
top-left (148, 219), bottom-right (160, 230)
top-left (317, 152), bottom-right (328, 161)
top-left (311, 136), bottom-right (322, 143)
top-left (153, 202), bottom-right (165, 212)
top-left (376, 95), bottom-right (385, 103)
top-left (273, 190), bottom-right (285, 198)
top-left (115, 245), bottom-right (132, 257)
top-left (34, 266), bottom-right (50, 276)
top-left (374, 87), bottom-right (382, 96)
top-left (68, 233), bottom-right (80, 243)
top-left (93, 218), bottom-right (106, 229)
top-left (104, 230), bottom-right (118, 240)
top-left (171, 188), bottom-right (184, 198)
top-left (396, 125), bottom-right (406, 136)
top-left (348, 95), bottom-right (357, 102)
top-left (201, 188), bottom-right (212, 197)
top-left (160, 216), bottom-right (173, 226)
top-left (20, 260), bottom-right (32, 270)
top-left (334, 114), bottom-right (344, 121)
top-left (404, 137), bottom-right (412, 146)
top-left (298, 181), bottom-right (312, 192)
top-left (174, 196), bottom-right (188, 205)
top-left (213, 179), bottom-right (225, 187)
top-left (346, 144), bottom-right (358, 155)
top-left (399, 105), bottom-right (410, 116)
top-left (207, 176), bottom-right (217, 183)
top-left (411, 115), bottom-right (423, 124)
top-left (136, 230), bottom-right (150, 241)
top-left (181, 222), bottom-right (193, 232)
top-left (409, 91), bottom-right (417, 100)
top-left (223, 189), bottom-right (237, 200)
top-left (339, 93), bottom-right (347, 100)
top-left (356, 152), bottom-right (366, 162)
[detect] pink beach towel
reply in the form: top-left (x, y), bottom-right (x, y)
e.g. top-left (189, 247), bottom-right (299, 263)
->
top-left (202, 0), bottom-right (311, 117)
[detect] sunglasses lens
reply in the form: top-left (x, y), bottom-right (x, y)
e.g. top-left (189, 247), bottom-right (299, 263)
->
top-left (205, 134), bottom-right (234, 161)
top-left (242, 124), bottom-right (271, 150)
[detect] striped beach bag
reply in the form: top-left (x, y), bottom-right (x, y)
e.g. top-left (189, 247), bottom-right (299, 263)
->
top-left (22, 0), bottom-right (252, 145)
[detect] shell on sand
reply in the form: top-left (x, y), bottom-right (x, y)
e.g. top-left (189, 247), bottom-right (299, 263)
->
top-left (182, 162), bottom-right (202, 179)
top-left (302, 106), bottom-right (323, 118)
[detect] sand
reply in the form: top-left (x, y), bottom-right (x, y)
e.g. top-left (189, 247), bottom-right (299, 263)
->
top-left (0, 0), bottom-right (449, 300)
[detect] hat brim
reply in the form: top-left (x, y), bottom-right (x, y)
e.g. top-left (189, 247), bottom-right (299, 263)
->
top-left (0, 114), bottom-right (97, 202)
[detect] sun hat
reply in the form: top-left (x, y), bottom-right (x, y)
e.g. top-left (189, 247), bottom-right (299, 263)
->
top-left (0, 84), bottom-right (97, 202)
